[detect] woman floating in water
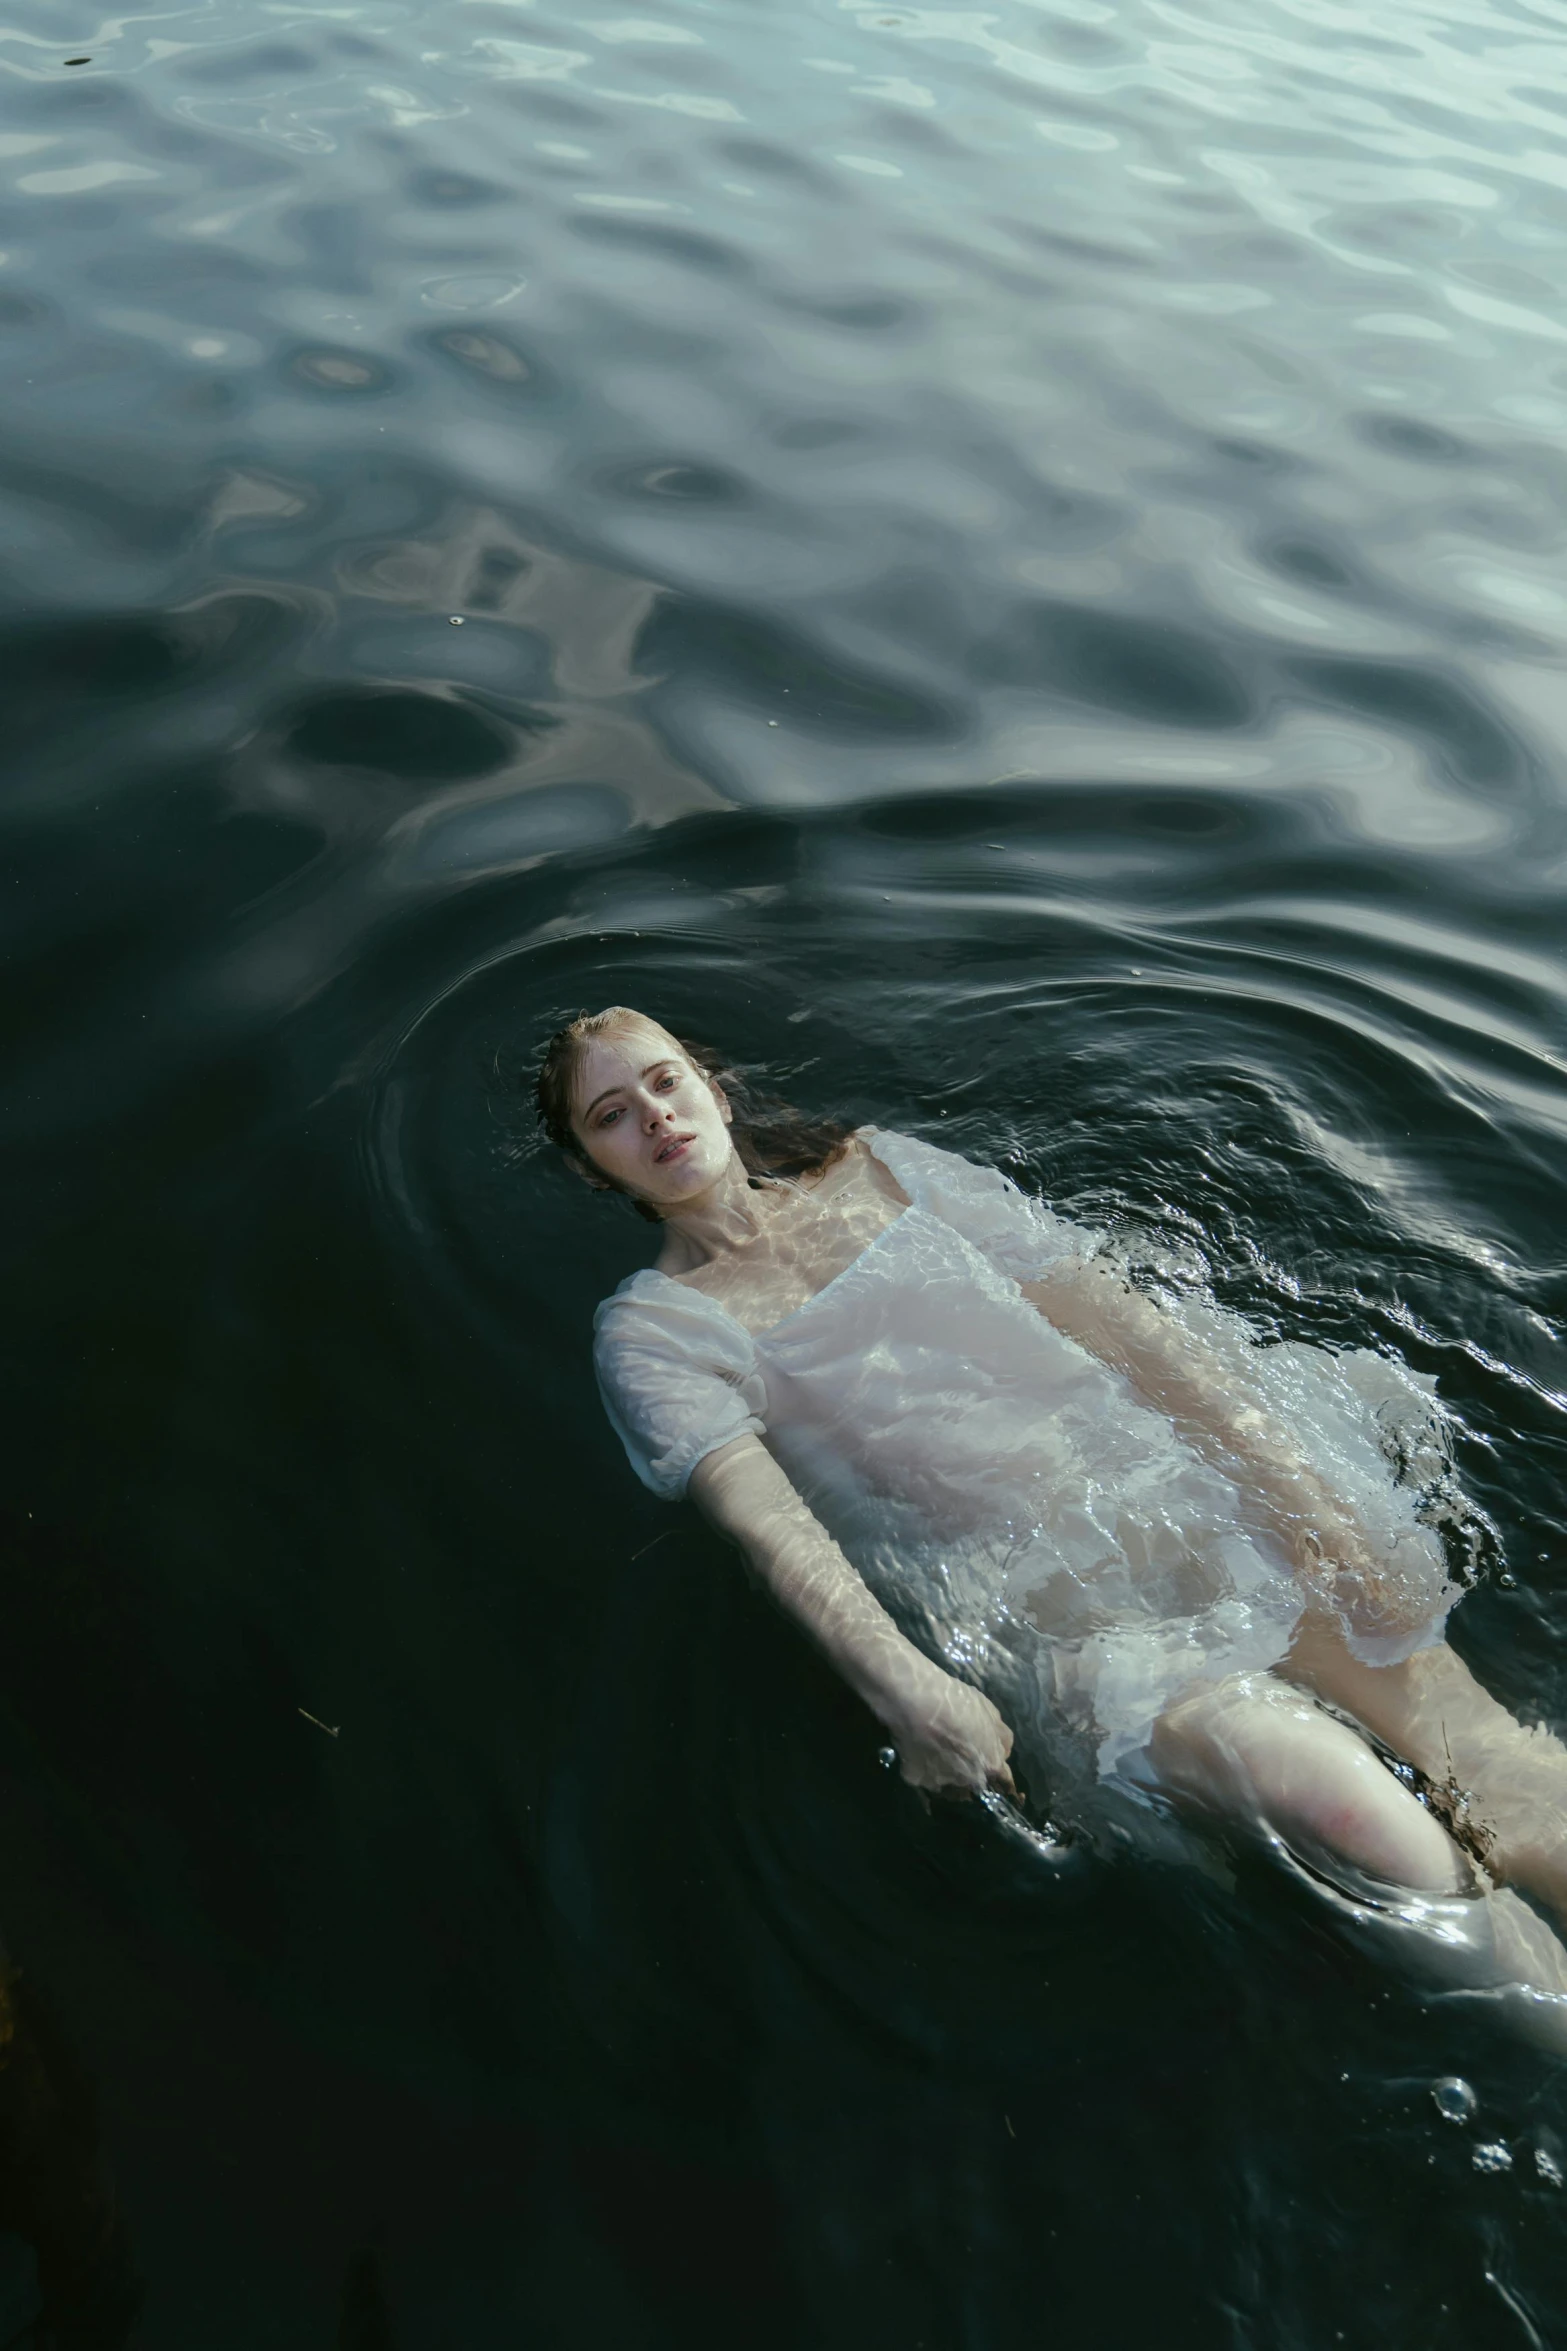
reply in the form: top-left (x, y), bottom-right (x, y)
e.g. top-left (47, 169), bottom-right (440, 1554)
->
top-left (538, 1006), bottom-right (1567, 2033)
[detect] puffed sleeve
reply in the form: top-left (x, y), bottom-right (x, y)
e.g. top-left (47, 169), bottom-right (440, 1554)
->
top-left (593, 1276), bottom-right (768, 1502)
top-left (863, 1127), bottom-right (1101, 1281)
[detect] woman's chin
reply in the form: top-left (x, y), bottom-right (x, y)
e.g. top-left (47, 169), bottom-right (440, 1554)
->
top-left (644, 1151), bottom-right (722, 1207)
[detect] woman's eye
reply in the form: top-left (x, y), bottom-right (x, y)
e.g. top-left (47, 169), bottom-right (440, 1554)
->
top-left (656, 1073), bottom-right (677, 1091)
top-left (598, 1107), bottom-right (621, 1127)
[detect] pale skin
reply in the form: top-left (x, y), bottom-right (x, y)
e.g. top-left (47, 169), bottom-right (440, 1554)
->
top-left (569, 1013), bottom-right (1567, 1943)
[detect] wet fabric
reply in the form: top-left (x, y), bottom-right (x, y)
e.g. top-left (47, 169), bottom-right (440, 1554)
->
top-left (594, 1130), bottom-right (1458, 1783)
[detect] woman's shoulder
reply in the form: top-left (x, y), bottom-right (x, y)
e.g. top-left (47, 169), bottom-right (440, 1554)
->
top-left (593, 1267), bottom-right (756, 1365)
top-left (860, 1124), bottom-right (1100, 1272)
top-left (595, 1264), bottom-right (718, 1329)
top-left (856, 1123), bottom-right (1002, 1199)
top-left (592, 1277), bottom-right (767, 1499)
top-left (595, 1265), bottom-right (672, 1315)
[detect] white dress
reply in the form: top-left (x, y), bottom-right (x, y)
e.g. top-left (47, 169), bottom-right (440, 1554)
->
top-left (593, 1129), bottom-right (1460, 1789)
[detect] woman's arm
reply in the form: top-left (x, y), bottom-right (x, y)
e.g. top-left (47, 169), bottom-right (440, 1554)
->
top-left (1021, 1260), bottom-right (1382, 1587)
top-left (689, 1433), bottom-right (1015, 1798)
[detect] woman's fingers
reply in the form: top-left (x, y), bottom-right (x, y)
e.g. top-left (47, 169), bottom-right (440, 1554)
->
top-left (901, 1748), bottom-right (1017, 1801)
top-left (900, 1747), bottom-right (986, 1797)
top-left (890, 1683), bottom-right (1019, 1799)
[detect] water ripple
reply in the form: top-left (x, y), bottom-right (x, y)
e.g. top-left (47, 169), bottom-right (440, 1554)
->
top-left (3, 0), bottom-right (1567, 2332)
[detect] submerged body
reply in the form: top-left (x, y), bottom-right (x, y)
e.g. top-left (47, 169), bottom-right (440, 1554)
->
top-left (597, 1126), bottom-right (1453, 1793)
top-left (545, 1009), bottom-right (1567, 2036)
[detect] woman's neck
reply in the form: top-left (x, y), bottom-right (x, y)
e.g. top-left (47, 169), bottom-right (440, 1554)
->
top-left (656, 1151), bottom-right (786, 1272)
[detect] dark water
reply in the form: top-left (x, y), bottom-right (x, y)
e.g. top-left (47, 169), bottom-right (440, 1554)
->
top-left (3, 0), bottom-right (1567, 2339)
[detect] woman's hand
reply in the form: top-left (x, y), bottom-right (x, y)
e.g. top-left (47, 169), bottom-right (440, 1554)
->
top-left (884, 1666), bottom-right (1017, 1799)
top-left (692, 1438), bottom-right (1021, 1803)
top-left (1222, 1415), bottom-right (1426, 1632)
top-left (1021, 1272), bottom-right (1440, 1644)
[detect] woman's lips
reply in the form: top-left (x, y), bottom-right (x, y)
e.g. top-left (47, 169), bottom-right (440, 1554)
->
top-left (653, 1133), bottom-right (694, 1165)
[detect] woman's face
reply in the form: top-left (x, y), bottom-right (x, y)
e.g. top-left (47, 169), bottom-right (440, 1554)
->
top-left (570, 1018), bottom-right (736, 1209)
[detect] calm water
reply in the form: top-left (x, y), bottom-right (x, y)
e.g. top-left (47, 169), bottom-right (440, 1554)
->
top-left (3, 0), bottom-right (1567, 2339)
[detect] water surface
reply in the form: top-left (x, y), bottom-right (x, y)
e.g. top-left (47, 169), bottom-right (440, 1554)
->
top-left (3, 0), bottom-right (1567, 2340)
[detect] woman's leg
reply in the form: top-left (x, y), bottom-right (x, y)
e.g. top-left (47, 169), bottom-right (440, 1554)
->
top-left (1148, 1670), bottom-right (1467, 1893)
top-left (1283, 1616), bottom-right (1567, 1929)
top-left (1149, 1663), bottom-right (1567, 2040)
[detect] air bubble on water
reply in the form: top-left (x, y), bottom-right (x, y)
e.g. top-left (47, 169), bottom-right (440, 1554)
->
top-left (448, 615), bottom-right (464, 625)
top-left (1534, 2147), bottom-right (1563, 2187)
top-left (878, 1746), bottom-right (898, 1772)
top-left (1432, 2076), bottom-right (1476, 2123)
top-left (1473, 2142), bottom-right (1513, 2175)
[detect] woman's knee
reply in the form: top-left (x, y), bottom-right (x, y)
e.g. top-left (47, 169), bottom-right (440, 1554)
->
top-left (1148, 1672), bottom-right (1307, 1806)
top-left (1150, 1673), bottom-right (1465, 1894)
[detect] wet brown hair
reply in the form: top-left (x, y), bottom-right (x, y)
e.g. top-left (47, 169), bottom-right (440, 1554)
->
top-left (535, 1007), bottom-right (852, 1218)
